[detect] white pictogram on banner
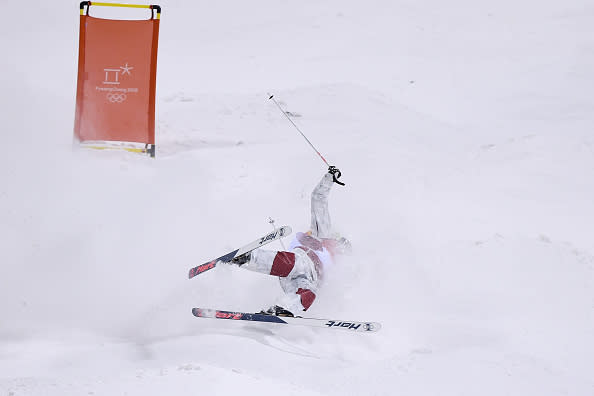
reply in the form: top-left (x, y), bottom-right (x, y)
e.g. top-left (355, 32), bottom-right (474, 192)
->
top-left (103, 68), bottom-right (121, 85)
top-left (103, 64), bottom-right (133, 85)
top-left (120, 63), bottom-right (134, 76)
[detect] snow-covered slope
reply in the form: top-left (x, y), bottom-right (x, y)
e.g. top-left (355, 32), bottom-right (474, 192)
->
top-left (1, 1), bottom-right (593, 395)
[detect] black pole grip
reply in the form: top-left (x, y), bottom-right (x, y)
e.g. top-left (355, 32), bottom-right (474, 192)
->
top-left (328, 166), bottom-right (345, 186)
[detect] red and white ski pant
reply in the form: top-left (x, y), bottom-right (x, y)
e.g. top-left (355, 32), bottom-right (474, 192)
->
top-left (243, 248), bottom-right (318, 314)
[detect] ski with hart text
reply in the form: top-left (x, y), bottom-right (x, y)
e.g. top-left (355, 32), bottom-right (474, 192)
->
top-left (191, 308), bottom-right (381, 333)
top-left (188, 226), bottom-right (292, 279)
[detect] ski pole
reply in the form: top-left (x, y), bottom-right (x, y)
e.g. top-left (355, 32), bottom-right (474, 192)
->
top-left (268, 94), bottom-right (345, 186)
top-left (268, 94), bottom-right (330, 167)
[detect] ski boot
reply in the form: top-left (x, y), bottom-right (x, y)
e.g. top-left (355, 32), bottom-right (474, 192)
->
top-left (259, 305), bottom-right (294, 317)
top-left (230, 252), bottom-right (251, 266)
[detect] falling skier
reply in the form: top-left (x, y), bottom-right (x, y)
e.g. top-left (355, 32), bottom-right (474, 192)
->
top-left (226, 166), bottom-right (351, 317)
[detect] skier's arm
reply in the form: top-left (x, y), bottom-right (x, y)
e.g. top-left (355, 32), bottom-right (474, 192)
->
top-left (310, 172), bottom-right (335, 238)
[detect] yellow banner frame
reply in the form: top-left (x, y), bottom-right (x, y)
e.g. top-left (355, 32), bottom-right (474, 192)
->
top-left (80, 2), bottom-right (161, 19)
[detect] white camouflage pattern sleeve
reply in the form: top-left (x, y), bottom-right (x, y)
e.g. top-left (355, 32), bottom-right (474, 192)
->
top-left (310, 172), bottom-right (334, 238)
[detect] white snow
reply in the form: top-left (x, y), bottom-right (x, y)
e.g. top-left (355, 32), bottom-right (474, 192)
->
top-left (1, 0), bottom-right (593, 395)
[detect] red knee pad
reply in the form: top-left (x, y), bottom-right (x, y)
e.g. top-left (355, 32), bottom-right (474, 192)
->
top-left (270, 252), bottom-right (295, 277)
top-left (296, 288), bottom-right (316, 310)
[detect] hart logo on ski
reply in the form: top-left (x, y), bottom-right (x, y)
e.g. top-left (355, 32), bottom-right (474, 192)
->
top-left (215, 312), bottom-right (244, 320)
top-left (189, 261), bottom-right (216, 277)
top-left (325, 320), bottom-right (362, 330)
top-left (259, 231), bottom-right (279, 245)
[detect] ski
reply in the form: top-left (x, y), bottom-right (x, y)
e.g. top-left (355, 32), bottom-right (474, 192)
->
top-left (188, 226), bottom-right (292, 279)
top-left (191, 308), bottom-right (381, 333)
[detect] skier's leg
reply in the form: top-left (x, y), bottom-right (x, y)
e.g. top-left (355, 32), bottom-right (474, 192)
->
top-left (240, 249), bottom-right (296, 277)
top-left (272, 253), bottom-right (318, 315)
top-left (276, 277), bottom-right (317, 314)
top-left (310, 173), bottom-right (334, 238)
top-left (242, 250), bottom-right (319, 315)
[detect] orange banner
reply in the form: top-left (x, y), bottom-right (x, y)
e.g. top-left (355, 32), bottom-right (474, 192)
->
top-left (74, 5), bottom-right (160, 155)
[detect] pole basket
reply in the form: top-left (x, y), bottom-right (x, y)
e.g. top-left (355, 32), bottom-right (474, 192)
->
top-left (73, 2), bottom-right (161, 157)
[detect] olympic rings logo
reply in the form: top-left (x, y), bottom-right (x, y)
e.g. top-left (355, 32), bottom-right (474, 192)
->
top-left (107, 93), bottom-right (127, 103)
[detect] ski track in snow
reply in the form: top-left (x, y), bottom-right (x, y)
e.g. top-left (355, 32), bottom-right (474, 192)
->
top-left (1, 0), bottom-right (594, 395)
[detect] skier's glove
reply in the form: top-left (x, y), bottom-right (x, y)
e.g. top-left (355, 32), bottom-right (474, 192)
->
top-left (328, 166), bottom-right (345, 186)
